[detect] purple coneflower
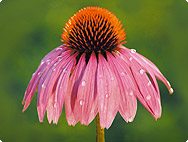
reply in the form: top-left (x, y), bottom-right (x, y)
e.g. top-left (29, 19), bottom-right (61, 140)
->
top-left (22, 7), bottom-right (173, 140)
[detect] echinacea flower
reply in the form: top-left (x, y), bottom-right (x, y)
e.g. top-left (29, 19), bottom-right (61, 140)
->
top-left (22, 7), bottom-right (173, 129)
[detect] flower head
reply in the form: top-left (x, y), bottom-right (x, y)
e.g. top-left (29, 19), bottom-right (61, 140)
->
top-left (22, 7), bottom-right (173, 129)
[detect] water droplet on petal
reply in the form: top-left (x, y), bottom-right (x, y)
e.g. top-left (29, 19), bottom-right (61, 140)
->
top-left (99, 74), bottom-right (103, 78)
top-left (81, 80), bottom-right (86, 86)
top-left (129, 57), bottom-right (133, 61)
top-left (128, 117), bottom-right (134, 122)
top-left (120, 72), bottom-right (125, 76)
top-left (56, 47), bottom-right (62, 51)
top-left (131, 49), bottom-right (136, 53)
top-left (54, 103), bottom-right (57, 108)
top-left (140, 69), bottom-right (145, 75)
top-left (42, 83), bottom-right (46, 88)
top-left (167, 81), bottom-right (171, 87)
top-left (146, 95), bottom-right (151, 100)
top-left (130, 90), bottom-right (133, 96)
top-left (104, 106), bottom-right (107, 112)
top-left (169, 88), bottom-right (174, 94)
top-left (54, 62), bottom-right (58, 66)
top-left (41, 61), bottom-right (44, 65)
top-left (53, 68), bottom-right (56, 71)
top-left (79, 99), bottom-right (84, 106)
top-left (147, 81), bottom-right (151, 86)
top-left (102, 66), bottom-right (105, 70)
top-left (105, 93), bottom-right (109, 98)
top-left (46, 59), bottom-right (51, 65)
top-left (63, 68), bottom-right (67, 73)
top-left (38, 72), bottom-right (41, 76)
top-left (110, 77), bottom-right (114, 81)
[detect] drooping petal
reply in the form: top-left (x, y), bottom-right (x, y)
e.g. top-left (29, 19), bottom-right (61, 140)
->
top-left (119, 45), bottom-right (173, 94)
top-left (37, 51), bottom-right (70, 122)
top-left (46, 54), bottom-right (75, 124)
top-left (22, 45), bottom-right (66, 111)
top-left (97, 54), bottom-right (120, 129)
top-left (132, 60), bottom-right (162, 119)
top-left (118, 48), bottom-right (162, 119)
top-left (65, 55), bottom-right (86, 126)
top-left (37, 50), bottom-right (75, 122)
top-left (107, 54), bottom-right (137, 123)
top-left (74, 54), bottom-right (98, 125)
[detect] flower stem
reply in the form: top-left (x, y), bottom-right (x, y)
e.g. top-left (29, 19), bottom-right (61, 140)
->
top-left (96, 113), bottom-right (105, 142)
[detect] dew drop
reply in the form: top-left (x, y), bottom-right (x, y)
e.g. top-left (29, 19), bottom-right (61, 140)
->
top-left (128, 117), bottom-right (133, 122)
top-left (81, 80), bottom-right (86, 86)
top-left (140, 69), bottom-right (145, 75)
top-left (169, 88), bottom-right (174, 94)
top-left (63, 68), bottom-right (67, 73)
top-left (147, 81), bottom-right (151, 86)
top-left (120, 72), bottom-right (125, 77)
top-left (54, 103), bottom-right (57, 108)
top-left (167, 81), bottom-right (171, 87)
top-left (130, 90), bottom-right (133, 96)
top-left (38, 72), bottom-right (41, 76)
top-left (99, 74), bottom-right (103, 78)
top-left (56, 47), bottom-right (62, 51)
top-left (54, 62), bottom-right (58, 66)
top-left (79, 99), bottom-right (84, 106)
top-left (110, 77), bottom-right (114, 81)
top-left (102, 66), bottom-right (105, 70)
top-left (41, 61), bottom-right (44, 65)
top-left (146, 95), bottom-right (151, 100)
top-left (131, 49), bottom-right (136, 53)
top-left (46, 59), bottom-right (51, 65)
top-left (129, 57), bottom-right (133, 61)
top-left (53, 68), bottom-right (56, 71)
top-left (105, 93), bottom-right (109, 98)
top-left (42, 83), bottom-right (46, 88)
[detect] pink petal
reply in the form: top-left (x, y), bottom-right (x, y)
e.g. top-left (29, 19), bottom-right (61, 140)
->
top-left (97, 54), bottom-right (120, 129)
top-left (46, 55), bottom-right (75, 124)
top-left (37, 51), bottom-right (75, 122)
top-left (22, 45), bottom-right (66, 111)
top-left (65, 55), bottom-right (86, 126)
top-left (119, 45), bottom-right (173, 94)
top-left (107, 54), bottom-right (137, 123)
top-left (52, 54), bottom-right (76, 124)
top-left (74, 53), bottom-right (98, 125)
top-left (118, 48), bottom-right (162, 119)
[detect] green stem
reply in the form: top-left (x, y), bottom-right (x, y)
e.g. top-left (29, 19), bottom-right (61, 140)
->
top-left (96, 114), bottom-right (105, 142)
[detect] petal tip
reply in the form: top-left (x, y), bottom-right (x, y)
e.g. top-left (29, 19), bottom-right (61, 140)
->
top-left (128, 116), bottom-right (135, 123)
top-left (22, 103), bottom-right (29, 112)
top-left (167, 81), bottom-right (174, 94)
top-left (154, 113), bottom-right (161, 120)
top-left (169, 88), bottom-right (174, 94)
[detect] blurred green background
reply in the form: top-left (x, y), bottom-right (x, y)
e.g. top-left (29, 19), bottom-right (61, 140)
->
top-left (0, 0), bottom-right (188, 142)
